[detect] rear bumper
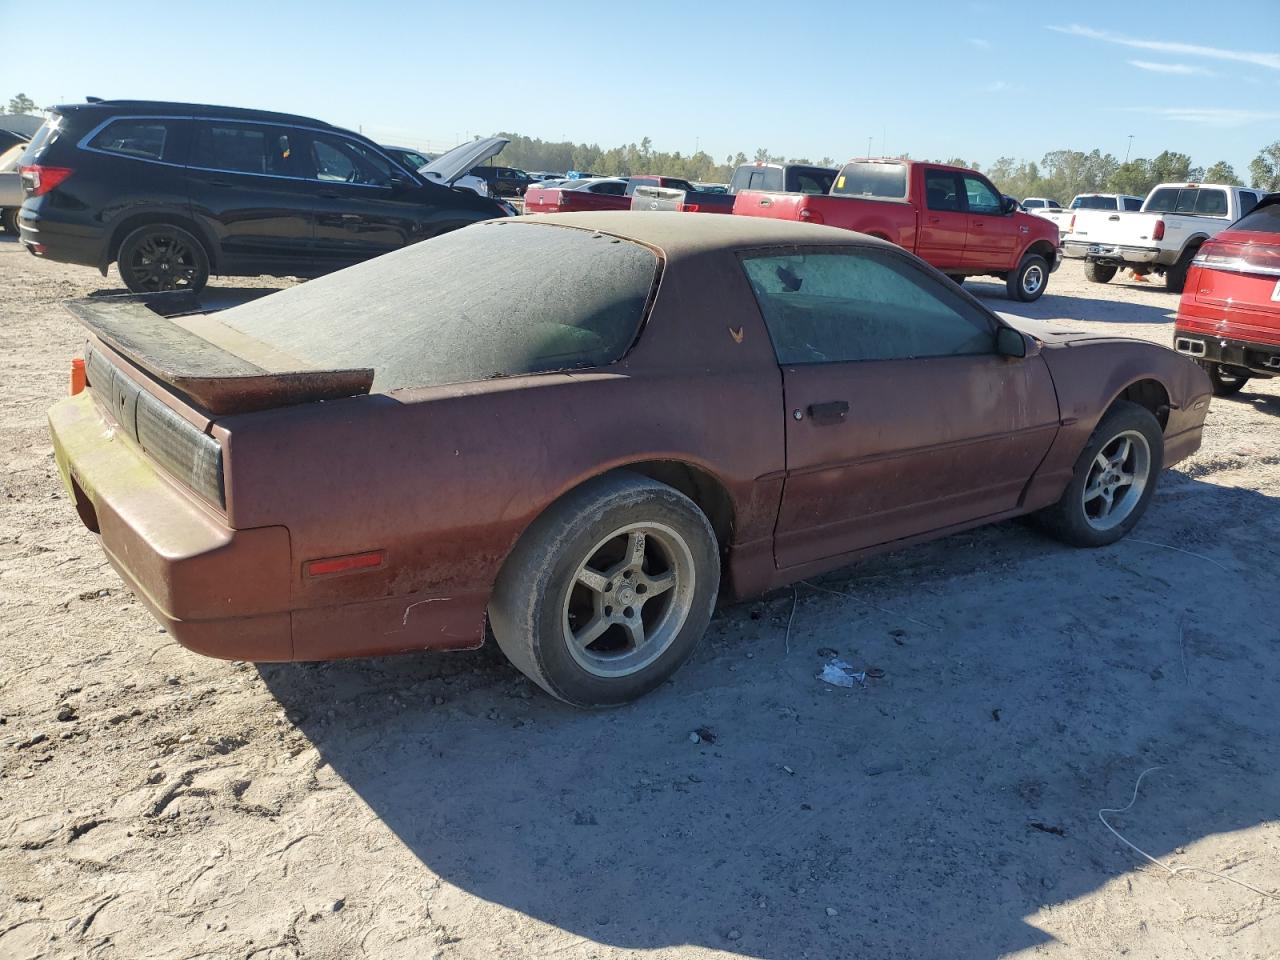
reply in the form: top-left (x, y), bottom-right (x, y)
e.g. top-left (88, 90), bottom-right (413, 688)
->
top-left (1173, 330), bottom-right (1280, 379)
top-left (49, 392), bottom-right (296, 660)
top-left (1063, 241), bottom-right (1162, 265)
top-left (18, 205), bottom-right (105, 267)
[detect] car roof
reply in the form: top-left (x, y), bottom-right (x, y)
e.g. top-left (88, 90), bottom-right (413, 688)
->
top-left (54, 99), bottom-right (335, 129)
top-left (508, 211), bottom-right (900, 258)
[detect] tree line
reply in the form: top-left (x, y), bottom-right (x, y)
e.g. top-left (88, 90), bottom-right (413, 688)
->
top-left (496, 129), bottom-right (1280, 196)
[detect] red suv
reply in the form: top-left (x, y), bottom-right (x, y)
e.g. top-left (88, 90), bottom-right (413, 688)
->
top-left (1174, 193), bottom-right (1280, 396)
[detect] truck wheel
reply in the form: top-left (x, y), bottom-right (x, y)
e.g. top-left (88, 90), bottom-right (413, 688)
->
top-left (1165, 248), bottom-right (1196, 293)
top-left (118, 224), bottom-right (210, 294)
top-left (1035, 401), bottom-right (1164, 548)
top-left (489, 472), bottom-right (720, 707)
top-left (1007, 254), bottom-right (1049, 302)
top-left (1202, 361), bottom-right (1249, 397)
top-left (1084, 262), bottom-right (1117, 284)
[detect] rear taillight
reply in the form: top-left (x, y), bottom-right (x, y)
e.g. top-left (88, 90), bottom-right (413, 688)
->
top-left (798, 208), bottom-right (825, 225)
top-left (557, 192), bottom-right (570, 206)
top-left (20, 164), bottom-right (75, 197)
top-left (1193, 240), bottom-right (1230, 266)
top-left (1152, 219), bottom-right (1166, 241)
top-left (680, 203), bottom-right (701, 213)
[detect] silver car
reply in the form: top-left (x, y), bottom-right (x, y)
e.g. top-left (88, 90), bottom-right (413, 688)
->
top-left (1, 143), bottom-right (25, 234)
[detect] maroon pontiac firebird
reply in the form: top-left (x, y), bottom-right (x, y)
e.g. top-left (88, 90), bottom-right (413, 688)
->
top-left (49, 212), bottom-right (1212, 705)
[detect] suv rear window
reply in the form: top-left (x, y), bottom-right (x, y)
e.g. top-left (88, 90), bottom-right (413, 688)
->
top-left (1145, 187), bottom-right (1229, 216)
top-left (87, 120), bottom-right (170, 161)
top-left (832, 162), bottom-right (907, 200)
top-left (1232, 200), bottom-right (1280, 234)
top-left (215, 222), bottom-right (660, 391)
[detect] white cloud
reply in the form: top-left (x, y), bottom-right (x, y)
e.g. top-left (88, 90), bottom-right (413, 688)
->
top-left (1119, 106), bottom-right (1280, 127)
top-left (982, 80), bottom-right (1010, 93)
top-left (1049, 23), bottom-right (1280, 71)
top-left (966, 37), bottom-right (991, 49)
top-left (1127, 60), bottom-right (1214, 76)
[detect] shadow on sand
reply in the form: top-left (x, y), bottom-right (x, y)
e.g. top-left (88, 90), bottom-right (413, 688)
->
top-left (260, 473), bottom-right (1280, 957)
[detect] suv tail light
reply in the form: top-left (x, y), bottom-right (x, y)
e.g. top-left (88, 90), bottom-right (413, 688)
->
top-left (1152, 219), bottom-right (1166, 241)
top-left (798, 207), bottom-right (825, 225)
top-left (20, 165), bottom-right (75, 197)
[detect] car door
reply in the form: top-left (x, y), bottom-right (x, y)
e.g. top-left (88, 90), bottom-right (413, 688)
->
top-left (185, 120), bottom-right (316, 274)
top-left (739, 247), bottom-right (1060, 567)
top-left (301, 131), bottom-right (418, 271)
top-left (915, 168), bottom-right (968, 271)
top-left (961, 173), bottom-right (1020, 270)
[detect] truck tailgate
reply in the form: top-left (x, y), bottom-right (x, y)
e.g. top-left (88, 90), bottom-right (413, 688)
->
top-left (732, 191), bottom-right (806, 220)
top-left (1070, 210), bottom-right (1161, 246)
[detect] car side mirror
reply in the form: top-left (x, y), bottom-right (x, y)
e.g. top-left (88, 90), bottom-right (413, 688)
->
top-left (1001, 196), bottom-right (1018, 215)
top-left (996, 325), bottom-right (1027, 358)
top-left (388, 173), bottom-right (410, 191)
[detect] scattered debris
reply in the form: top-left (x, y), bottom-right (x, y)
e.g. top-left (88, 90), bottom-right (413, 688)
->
top-left (1029, 821), bottom-right (1066, 837)
top-left (18, 733), bottom-right (48, 749)
top-left (691, 727), bottom-right (716, 745)
top-left (819, 658), bottom-right (866, 688)
top-left (56, 703), bottom-right (77, 722)
top-left (991, 708), bottom-right (1002, 722)
top-left (825, 906), bottom-right (838, 917)
top-left (726, 928), bottom-right (743, 941)
top-left (329, 898), bottom-right (345, 913)
top-left (864, 760), bottom-right (904, 777)
top-left (782, 765), bottom-right (795, 775)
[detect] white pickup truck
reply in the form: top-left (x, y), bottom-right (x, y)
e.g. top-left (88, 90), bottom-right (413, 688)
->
top-left (1040, 193), bottom-right (1143, 240)
top-left (1063, 182), bottom-right (1266, 291)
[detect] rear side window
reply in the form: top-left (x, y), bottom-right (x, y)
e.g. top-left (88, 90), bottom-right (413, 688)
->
top-left (731, 166), bottom-right (782, 193)
top-left (832, 161), bottom-right (907, 199)
top-left (1123, 197), bottom-right (1142, 211)
top-left (87, 120), bottom-right (170, 161)
top-left (1232, 200), bottom-right (1280, 233)
top-left (216, 223), bottom-right (660, 391)
top-left (1238, 192), bottom-right (1259, 217)
top-left (191, 123), bottom-right (296, 176)
top-left (741, 249), bottom-right (994, 364)
top-left (789, 167), bottom-right (835, 194)
top-left (923, 170), bottom-right (962, 211)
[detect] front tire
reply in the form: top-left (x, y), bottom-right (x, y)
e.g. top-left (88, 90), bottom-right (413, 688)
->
top-left (489, 472), bottom-right (720, 707)
top-left (1036, 400), bottom-right (1164, 548)
top-left (1202, 361), bottom-right (1249, 397)
top-left (1084, 261), bottom-right (1117, 284)
top-left (1007, 254), bottom-right (1049, 302)
top-left (117, 224), bottom-right (210, 294)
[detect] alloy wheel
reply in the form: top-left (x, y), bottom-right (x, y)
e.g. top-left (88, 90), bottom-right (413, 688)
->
top-left (1082, 430), bottom-right (1151, 531)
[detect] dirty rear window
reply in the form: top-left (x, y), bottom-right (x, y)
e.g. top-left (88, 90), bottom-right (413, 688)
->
top-left (217, 222), bottom-right (659, 391)
top-left (831, 161), bottom-right (907, 200)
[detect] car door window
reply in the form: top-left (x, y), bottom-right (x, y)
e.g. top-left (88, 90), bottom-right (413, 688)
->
top-left (1194, 189), bottom-right (1228, 215)
top-left (88, 120), bottom-right (170, 161)
top-left (191, 123), bottom-right (296, 176)
top-left (1237, 192), bottom-right (1259, 217)
top-left (308, 133), bottom-right (393, 186)
top-left (593, 181), bottom-right (626, 195)
top-left (963, 175), bottom-right (1002, 214)
top-left (1123, 196), bottom-right (1142, 211)
top-left (741, 249), bottom-right (995, 364)
top-left (924, 171), bottom-right (962, 211)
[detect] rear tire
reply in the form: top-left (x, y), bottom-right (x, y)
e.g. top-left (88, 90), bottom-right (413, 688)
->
top-left (1, 207), bottom-right (18, 235)
top-left (1084, 261), bottom-right (1117, 284)
top-left (1035, 401), bottom-right (1164, 548)
top-left (1202, 361), bottom-right (1249, 397)
top-left (1165, 247), bottom-right (1197, 293)
top-left (117, 224), bottom-right (210, 294)
top-left (489, 472), bottom-right (719, 707)
top-left (1007, 254), bottom-right (1049, 302)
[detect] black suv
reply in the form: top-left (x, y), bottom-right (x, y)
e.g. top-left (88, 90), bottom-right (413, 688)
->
top-left (468, 165), bottom-right (534, 197)
top-left (16, 100), bottom-right (511, 293)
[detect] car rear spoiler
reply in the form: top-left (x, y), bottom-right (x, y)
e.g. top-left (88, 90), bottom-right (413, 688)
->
top-left (65, 293), bottom-right (374, 415)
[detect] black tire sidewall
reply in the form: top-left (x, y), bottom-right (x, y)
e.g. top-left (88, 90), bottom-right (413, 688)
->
top-left (1052, 402), bottom-right (1165, 548)
top-left (1204, 362), bottom-right (1248, 397)
top-left (118, 224), bottom-right (210, 294)
top-left (1009, 254), bottom-right (1049, 302)
top-left (1084, 261), bottom-right (1116, 284)
top-left (492, 476), bottom-right (719, 707)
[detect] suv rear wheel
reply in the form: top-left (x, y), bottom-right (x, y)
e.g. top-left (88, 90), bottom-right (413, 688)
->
top-left (1084, 261), bottom-right (1117, 284)
top-left (118, 224), bottom-right (210, 294)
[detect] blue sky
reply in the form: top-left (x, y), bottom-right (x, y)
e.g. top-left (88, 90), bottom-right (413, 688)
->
top-left (1, 0), bottom-right (1276, 174)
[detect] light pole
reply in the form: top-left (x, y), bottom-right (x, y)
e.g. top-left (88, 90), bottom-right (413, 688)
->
top-left (1125, 135), bottom-right (1134, 164)
top-left (867, 136), bottom-right (873, 157)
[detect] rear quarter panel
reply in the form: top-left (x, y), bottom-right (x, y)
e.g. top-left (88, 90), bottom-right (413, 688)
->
top-left (732, 192), bottom-right (917, 248)
top-left (216, 246), bottom-right (786, 641)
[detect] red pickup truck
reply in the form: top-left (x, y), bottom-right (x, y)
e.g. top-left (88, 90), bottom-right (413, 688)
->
top-left (525, 175), bottom-right (734, 215)
top-left (733, 159), bottom-right (1062, 302)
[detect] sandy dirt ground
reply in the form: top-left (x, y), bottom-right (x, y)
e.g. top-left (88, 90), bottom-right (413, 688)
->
top-left (1, 236), bottom-right (1278, 960)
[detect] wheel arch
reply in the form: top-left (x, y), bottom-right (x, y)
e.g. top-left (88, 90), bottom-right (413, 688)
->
top-left (1022, 238), bottom-right (1057, 264)
top-left (1177, 233), bottom-right (1210, 261)
top-left (1108, 377), bottom-right (1171, 430)
top-left (102, 212), bottom-right (220, 274)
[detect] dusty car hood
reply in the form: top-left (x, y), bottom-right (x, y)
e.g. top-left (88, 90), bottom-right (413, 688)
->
top-left (419, 136), bottom-right (509, 187)
top-left (1004, 317), bottom-right (1127, 346)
